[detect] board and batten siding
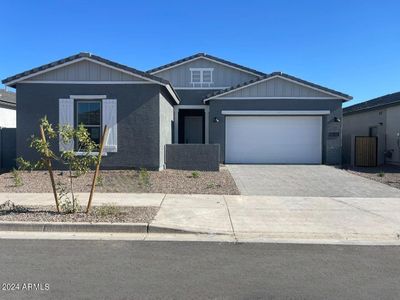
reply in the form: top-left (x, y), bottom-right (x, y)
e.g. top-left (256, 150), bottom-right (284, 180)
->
top-left (152, 58), bottom-right (258, 88)
top-left (27, 60), bottom-right (146, 82)
top-left (219, 77), bottom-right (330, 98)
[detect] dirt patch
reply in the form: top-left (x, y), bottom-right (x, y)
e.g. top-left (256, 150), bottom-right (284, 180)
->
top-left (0, 167), bottom-right (240, 195)
top-left (346, 165), bottom-right (400, 190)
top-left (0, 202), bottom-right (158, 223)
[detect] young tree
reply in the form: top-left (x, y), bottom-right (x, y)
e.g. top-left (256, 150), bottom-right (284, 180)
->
top-left (18, 116), bottom-right (108, 213)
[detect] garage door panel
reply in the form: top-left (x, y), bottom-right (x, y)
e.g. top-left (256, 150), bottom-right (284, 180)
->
top-left (225, 116), bottom-right (322, 164)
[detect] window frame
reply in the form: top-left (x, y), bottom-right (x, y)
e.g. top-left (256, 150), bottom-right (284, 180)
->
top-left (190, 68), bottom-right (214, 87)
top-left (74, 99), bottom-right (103, 150)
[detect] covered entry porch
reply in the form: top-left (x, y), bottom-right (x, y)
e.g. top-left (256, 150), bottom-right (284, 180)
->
top-left (173, 105), bottom-right (209, 144)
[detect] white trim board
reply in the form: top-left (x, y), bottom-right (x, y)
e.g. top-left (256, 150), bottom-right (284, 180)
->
top-left (70, 95), bottom-right (107, 99)
top-left (150, 56), bottom-right (263, 77)
top-left (203, 75), bottom-right (351, 102)
top-left (20, 80), bottom-right (154, 84)
top-left (174, 87), bottom-right (230, 90)
top-left (175, 105), bottom-right (210, 110)
top-left (221, 110), bottom-right (330, 116)
top-left (213, 96), bottom-right (340, 100)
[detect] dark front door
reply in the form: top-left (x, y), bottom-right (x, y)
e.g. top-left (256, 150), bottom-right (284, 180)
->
top-left (178, 109), bottom-right (205, 144)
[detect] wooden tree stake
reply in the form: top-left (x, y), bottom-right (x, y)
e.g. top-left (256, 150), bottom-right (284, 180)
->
top-left (40, 125), bottom-right (60, 213)
top-left (86, 125), bottom-right (109, 213)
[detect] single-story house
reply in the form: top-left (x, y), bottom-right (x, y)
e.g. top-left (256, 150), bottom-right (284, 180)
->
top-left (343, 92), bottom-right (400, 166)
top-left (2, 52), bottom-right (352, 170)
top-left (0, 88), bottom-right (16, 128)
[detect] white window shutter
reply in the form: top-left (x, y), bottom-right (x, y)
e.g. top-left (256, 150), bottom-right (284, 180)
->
top-left (102, 99), bottom-right (117, 152)
top-left (59, 98), bottom-right (74, 151)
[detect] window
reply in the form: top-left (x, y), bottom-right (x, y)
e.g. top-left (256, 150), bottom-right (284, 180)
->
top-left (191, 70), bottom-right (201, 83)
top-left (190, 68), bottom-right (213, 87)
top-left (75, 100), bottom-right (102, 146)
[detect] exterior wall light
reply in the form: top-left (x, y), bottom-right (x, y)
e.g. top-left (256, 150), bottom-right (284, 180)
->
top-left (334, 117), bottom-right (341, 123)
top-left (213, 117), bottom-right (220, 123)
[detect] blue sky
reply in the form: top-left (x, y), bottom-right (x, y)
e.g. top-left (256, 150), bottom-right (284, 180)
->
top-left (1, 0), bottom-right (399, 106)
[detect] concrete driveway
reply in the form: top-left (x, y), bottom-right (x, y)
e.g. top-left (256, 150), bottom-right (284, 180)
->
top-left (227, 165), bottom-right (400, 197)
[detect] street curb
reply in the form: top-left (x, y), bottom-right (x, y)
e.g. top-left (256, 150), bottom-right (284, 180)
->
top-left (148, 224), bottom-right (224, 235)
top-left (0, 222), bottom-right (149, 233)
top-left (0, 222), bottom-right (208, 235)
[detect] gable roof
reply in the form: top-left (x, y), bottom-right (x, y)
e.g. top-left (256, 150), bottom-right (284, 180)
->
top-left (344, 91), bottom-right (400, 115)
top-left (2, 52), bottom-right (180, 104)
top-left (0, 89), bottom-right (16, 108)
top-left (147, 53), bottom-right (266, 77)
top-left (203, 72), bottom-right (353, 102)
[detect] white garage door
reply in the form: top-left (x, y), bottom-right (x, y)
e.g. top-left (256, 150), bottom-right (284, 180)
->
top-left (225, 116), bottom-right (322, 164)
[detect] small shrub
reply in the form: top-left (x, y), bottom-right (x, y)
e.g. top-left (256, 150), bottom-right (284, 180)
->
top-left (206, 183), bottom-right (215, 189)
top-left (11, 168), bottom-right (23, 187)
top-left (191, 171), bottom-right (200, 179)
top-left (139, 168), bottom-right (150, 187)
top-left (378, 171), bottom-right (385, 177)
top-left (95, 204), bottom-right (121, 217)
top-left (57, 181), bottom-right (80, 213)
top-left (96, 175), bottom-right (104, 187)
top-left (59, 196), bottom-right (80, 214)
top-left (16, 157), bottom-right (34, 172)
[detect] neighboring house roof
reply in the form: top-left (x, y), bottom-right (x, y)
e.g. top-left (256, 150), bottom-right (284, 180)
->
top-left (0, 89), bottom-right (16, 109)
top-left (147, 52), bottom-right (266, 77)
top-left (344, 91), bottom-right (400, 115)
top-left (203, 72), bottom-right (353, 102)
top-left (2, 52), bottom-right (180, 104)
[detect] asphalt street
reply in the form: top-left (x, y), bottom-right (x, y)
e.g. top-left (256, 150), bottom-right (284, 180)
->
top-left (0, 240), bottom-right (399, 299)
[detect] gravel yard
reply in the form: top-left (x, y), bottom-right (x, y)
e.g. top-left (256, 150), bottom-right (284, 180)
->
top-left (0, 167), bottom-right (239, 195)
top-left (0, 202), bottom-right (158, 223)
top-left (346, 165), bottom-right (400, 190)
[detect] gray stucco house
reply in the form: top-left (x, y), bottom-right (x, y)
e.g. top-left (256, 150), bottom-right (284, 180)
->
top-left (343, 92), bottom-right (400, 166)
top-left (2, 52), bottom-right (352, 169)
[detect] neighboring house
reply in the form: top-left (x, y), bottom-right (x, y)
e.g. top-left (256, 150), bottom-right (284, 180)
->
top-left (0, 88), bottom-right (16, 128)
top-left (343, 92), bottom-right (400, 166)
top-left (2, 52), bottom-right (352, 169)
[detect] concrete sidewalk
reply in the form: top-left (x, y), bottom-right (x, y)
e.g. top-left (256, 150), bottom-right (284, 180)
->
top-left (1, 193), bottom-right (400, 243)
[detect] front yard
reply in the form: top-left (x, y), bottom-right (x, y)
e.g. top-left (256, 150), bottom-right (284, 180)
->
top-left (346, 165), bottom-right (400, 190)
top-left (0, 201), bottom-right (158, 223)
top-left (0, 166), bottom-right (240, 195)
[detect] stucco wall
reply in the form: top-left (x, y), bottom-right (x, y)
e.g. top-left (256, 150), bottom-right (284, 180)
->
top-left (175, 89), bottom-right (216, 105)
top-left (386, 105), bottom-right (400, 165)
top-left (208, 98), bottom-right (343, 164)
top-left (159, 89), bottom-right (174, 169)
top-left (16, 83), bottom-right (166, 170)
top-left (342, 109), bottom-right (386, 165)
top-left (165, 144), bottom-right (220, 171)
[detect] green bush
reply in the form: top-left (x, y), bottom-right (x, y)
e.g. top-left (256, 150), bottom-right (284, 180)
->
top-left (139, 168), bottom-right (150, 187)
top-left (11, 168), bottom-right (23, 187)
top-left (191, 171), bottom-right (200, 178)
top-left (95, 204), bottom-right (121, 217)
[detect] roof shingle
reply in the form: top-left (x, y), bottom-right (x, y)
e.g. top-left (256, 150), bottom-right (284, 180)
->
top-left (147, 52), bottom-right (266, 76)
top-left (0, 89), bottom-right (16, 108)
top-left (344, 91), bottom-right (400, 115)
